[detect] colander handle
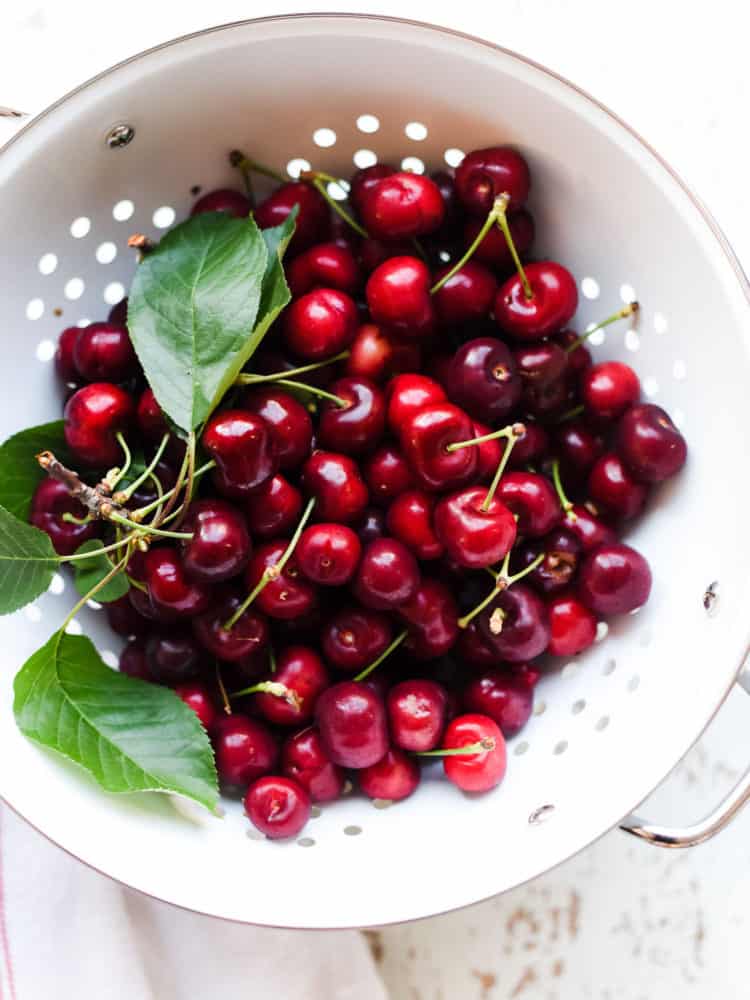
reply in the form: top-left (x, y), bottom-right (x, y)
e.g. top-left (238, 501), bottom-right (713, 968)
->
top-left (620, 675), bottom-right (750, 847)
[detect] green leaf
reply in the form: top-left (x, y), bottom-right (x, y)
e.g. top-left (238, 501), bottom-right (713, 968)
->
top-left (0, 504), bottom-right (59, 615)
top-left (14, 631), bottom-right (219, 811)
top-left (0, 420), bottom-right (72, 519)
top-left (71, 540), bottom-right (129, 604)
top-left (128, 212), bottom-right (269, 433)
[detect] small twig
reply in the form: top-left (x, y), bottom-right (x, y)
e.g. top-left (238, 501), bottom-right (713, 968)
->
top-left (127, 233), bottom-right (156, 255)
top-left (36, 451), bottom-right (127, 519)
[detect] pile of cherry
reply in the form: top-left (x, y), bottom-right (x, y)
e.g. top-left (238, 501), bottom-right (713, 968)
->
top-left (36, 145), bottom-right (687, 839)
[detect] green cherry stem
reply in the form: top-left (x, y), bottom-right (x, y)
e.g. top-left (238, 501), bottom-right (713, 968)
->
top-left (457, 551), bottom-right (545, 630)
top-left (430, 193), bottom-right (510, 294)
top-left (481, 424), bottom-right (525, 513)
top-left (445, 421), bottom-right (524, 454)
top-left (234, 351), bottom-right (350, 386)
top-left (229, 149), bottom-right (286, 184)
top-left (58, 537), bottom-right (131, 563)
top-left (415, 738), bottom-right (496, 758)
top-left (102, 432), bottom-right (133, 492)
top-left (564, 301), bottom-right (639, 354)
top-left (354, 629), bottom-right (409, 682)
top-left (494, 196), bottom-right (533, 300)
top-left (215, 663), bottom-right (232, 716)
top-left (301, 171), bottom-right (368, 238)
top-left (114, 433), bottom-right (170, 503)
top-left (555, 403), bottom-right (585, 424)
top-left (273, 378), bottom-right (348, 408)
top-left (107, 512), bottom-right (194, 541)
top-left (132, 461), bottom-right (215, 519)
top-left (230, 680), bottom-right (301, 710)
top-left (60, 550), bottom-right (131, 632)
top-left (551, 458), bottom-right (575, 516)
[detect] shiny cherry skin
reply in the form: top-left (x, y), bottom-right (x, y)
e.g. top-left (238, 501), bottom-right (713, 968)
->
top-left (518, 528), bottom-right (581, 595)
top-left (64, 382), bottom-right (134, 467)
top-left (128, 587), bottom-right (161, 623)
top-left (321, 605), bottom-right (393, 672)
top-left (432, 262), bottom-right (498, 326)
top-left (193, 591), bottom-right (268, 663)
top-left (180, 499), bottom-right (251, 583)
top-left (514, 341), bottom-right (567, 387)
top-left (315, 680), bottom-right (388, 768)
top-left (479, 583), bottom-right (551, 662)
top-left (242, 388), bottom-right (312, 471)
top-left (434, 486), bottom-right (516, 569)
top-left (245, 776), bottom-right (311, 839)
top-left (106, 593), bottom-right (151, 639)
top-left (497, 471), bottom-right (561, 537)
top-left (144, 549), bottom-right (211, 619)
top-left (495, 261), bottom-right (578, 341)
top-left (283, 287), bottom-right (359, 361)
top-left (522, 376), bottom-right (571, 422)
top-left (318, 376), bottom-right (386, 454)
top-left (301, 451), bottom-right (369, 523)
top-left (191, 188), bottom-right (252, 218)
top-left (145, 630), bottom-right (203, 685)
top-left (346, 323), bottom-right (421, 383)
top-left (399, 402), bottom-right (478, 492)
top-left (387, 678), bottom-right (447, 751)
top-left (455, 146), bottom-right (530, 214)
top-left (119, 640), bottom-right (152, 681)
top-left (175, 682), bottom-right (219, 732)
top-left (244, 474), bottom-right (302, 539)
top-left (386, 374), bottom-right (447, 435)
top-left (214, 715), bottom-right (278, 791)
top-left (281, 728), bottom-right (345, 803)
top-left (444, 337), bottom-right (522, 424)
top-left (399, 578), bottom-right (459, 659)
top-left (463, 208), bottom-right (534, 271)
top-left (244, 540), bottom-right (317, 620)
top-left (254, 646), bottom-right (329, 727)
top-left (562, 504), bottom-right (617, 551)
top-left (108, 297), bottom-right (128, 325)
top-left (442, 714), bottom-right (507, 792)
top-left (73, 322), bottom-right (137, 382)
top-left (203, 409), bottom-right (278, 498)
top-left (296, 522), bottom-right (361, 585)
top-left (466, 421), bottom-right (502, 482)
top-left (287, 241), bottom-right (360, 297)
top-left (554, 420), bottom-right (604, 478)
top-left (350, 162), bottom-right (397, 213)
top-left (354, 537), bottom-right (420, 610)
top-left (581, 361), bottom-right (640, 421)
top-left (365, 256), bottom-right (435, 339)
top-left (254, 181), bottom-right (328, 254)
top-left (386, 488), bottom-right (443, 560)
top-left (555, 328), bottom-right (592, 379)
top-left (355, 507), bottom-right (387, 546)
top-left (507, 422), bottom-right (550, 470)
top-left (547, 593), bottom-right (597, 657)
top-left (30, 477), bottom-right (100, 556)
top-left (617, 403), bottom-right (687, 483)
top-left (359, 171), bottom-right (445, 239)
top-left (136, 388), bottom-right (168, 442)
top-left (457, 620), bottom-right (500, 670)
top-left (55, 326), bottom-right (81, 381)
top-left (462, 667), bottom-right (538, 738)
top-left (588, 452), bottom-right (648, 521)
top-left (577, 543), bottom-right (652, 616)
top-left (364, 445), bottom-right (414, 506)
top-left (359, 748), bottom-right (420, 801)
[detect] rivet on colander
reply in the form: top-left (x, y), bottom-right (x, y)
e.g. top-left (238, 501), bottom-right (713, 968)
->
top-left (528, 804), bottom-right (555, 825)
top-left (703, 581), bottom-right (719, 615)
top-left (106, 123), bottom-right (135, 149)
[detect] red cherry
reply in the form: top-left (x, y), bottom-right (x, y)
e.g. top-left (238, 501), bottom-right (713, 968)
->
top-left (287, 241), bottom-right (360, 297)
top-left (283, 288), bottom-right (358, 361)
top-left (471, 421), bottom-right (504, 481)
top-left (562, 504), bottom-right (618, 551)
top-left (554, 420), bottom-right (604, 478)
top-left (193, 591), bottom-right (268, 664)
top-left (191, 188), bottom-right (252, 218)
top-left (495, 262), bottom-right (578, 341)
top-left (555, 328), bottom-right (592, 379)
top-left (514, 341), bottom-right (567, 387)
top-left (175, 682), bottom-right (218, 731)
top-left (387, 679), bottom-right (447, 751)
top-left (359, 172), bottom-right (445, 239)
top-left (136, 388), bottom-right (168, 443)
top-left (478, 584), bottom-right (550, 662)
top-left (213, 714), bottom-right (278, 789)
top-left (296, 522), bottom-right (361, 585)
top-left (588, 452), bottom-right (648, 520)
top-left (577, 543), bottom-right (652, 616)
top-left (354, 537), bottom-right (420, 610)
top-left (355, 507), bottom-right (387, 546)
top-left (359, 748), bottom-right (420, 801)
top-left (253, 646), bottom-right (329, 726)
top-left (462, 668), bottom-right (537, 738)
top-left (441, 714), bottom-right (507, 792)
top-left (616, 403), bottom-right (687, 482)
top-left (457, 620), bottom-right (502, 670)
top-left (386, 488), bottom-right (443, 560)
top-left (180, 499), bottom-right (251, 583)
top-left (455, 147), bottom-right (530, 214)
top-left (432, 262), bottom-right (497, 325)
top-left (281, 728), bottom-right (345, 802)
top-left (444, 337), bottom-right (522, 424)
top-left (244, 540), bottom-right (317, 620)
top-left (145, 630), bottom-right (203, 685)
top-left (434, 486), bottom-right (517, 569)
top-left (301, 451), bottom-right (369, 523)
top-left (242, 388), bottom-right (313, 471)
top-left (581, 361), bottom-right (640, 421)
top-left (317, 376), bottom-right (386, 454)
top-left (108, 298), bottom-right (128, 325)
top-left (30, 477), bottom-right (100, 556)
top-left (64, 382), bottom-right (134, 467)
top-left (507, 422), bottom-right (550, 469)
top-left (144, 549), bottom-right (212, 619)
top-left (517, 528), bottom-right (581, 595)
top-left (462, 209), bottom-right (534, 271)
top-left (386, 374), bottom-right (447, 435)
top-left (321, 606), bottom-right (393, 673)
top-left (365, 256), bottom-right (435, 339)
top-left (346, 323), bottom-right (421, 383)
top-left (73, 322), bottom-right (138, 382)
top-left (364, 445), bottom-right (414, 506)
top-left (547, 593), bottom-right (597, 656)
top-left (350, 162), bottom-right (397, 214)
top-left (399, 402), bottom-right (478, 492)
top-left (119, 640), bottom-right (152, 681)
top-left (399, 577), bottom-right (459, 659)
top-left (254, 181), bottom-right (328, 254)
top-left (55, 326), bottom-right (81, 381)
top-left (315, 680), bottom-right (388, 768)
top-left (203, 409), bottom-right (278, 498)
top-left (358, 236), bottom-right (414, 274)
top-left (244, 475), bottom-right (302, 539)
top-left (497, 471), bottom-right (561, 537)
top-left (244, 776), bottom-right (311, 839)
top-left (106, 593), bottom-right (151, 639)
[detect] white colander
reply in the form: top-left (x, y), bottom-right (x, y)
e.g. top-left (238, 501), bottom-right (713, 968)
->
top-left (1, 14), bottom-right (750, 930)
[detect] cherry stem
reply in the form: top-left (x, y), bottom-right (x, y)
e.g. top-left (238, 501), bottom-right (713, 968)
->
top-left (132, 460), bottom-right (215, 519)
top-left (61, 512), bottom-right (94, 526)
top-left (415, 738), bottom-right (496, 758)
top-left (480, 424), bottom-right (525, 513)
top-left (458, 551), bottom-right (545, 630)
top-left (114, 433), bottom-right (169, 503)
top-left (235, 352), bottom-right (350, 386)
top-left (494, 194), bottom-right (533, 300)
top-left (229, 150), bottom-right (286, 184)
top-left (36, 451), bottom-right (128, 519)
top-left (273, 378), bottom-right (348, 408)
top-left (301, 171), bottom-right (368, 239)
top-left (551, 458), bottom-right (574, 515)
top-left (445, 421), bottom-right (524, 454)
top-left (60, 550), bottom-right (131, 632)
top-left (430, 193), bottom-right (509, 294)
top-left (59, 537), bottom-right (130, 563)
top-left (171, 431), bottom-right (196, 530)
top-left (224, 496), bottom-right (316, 629)
top-left (354, 629), bottom-right (409, 682)
top-left (556, 404), bottom-right (585, 424)
top-left (230, 680), bottom-right (301, 710)
top-left (564, 301), bottom-right (639, 354)
top-left (108, 512), bottom-right (193, 541)
top-left (215, 663), bottom-right (232, 715)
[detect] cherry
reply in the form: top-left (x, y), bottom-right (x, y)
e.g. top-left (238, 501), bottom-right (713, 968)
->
top-left (244, 474), bottom-right (302, 539)
top-left (430, 169), bottom-right (462, 230)
top-left (244, 540), bottom-right (317, 620)
top-left (478, 583), bottom-right (550, 662)
top-left (518, 528), bottom-right (581, 595)
top-left (214, 715), bottom-right (278, 790)
top-left (119, 640), bottom-right (152, 682)
top-left (555, 328), bottom-right (592, 380)
top-left (462, 209), bottom-right (534, 271)
top-left (64, 382), bottom-right (134, 467)
top-left (128, 586), bottom-right (161, 623)
top-left (441, 714), bottom-right (507, 792)
top-left (462, 667), bottom-right (538, 738)
top-left (365, 256), bottom-right (435, 339)
top-left (315, 680), bottom-right (388, 768)
top-left (562, 503), bottom-right (617, 551)
top-left (387, 678), bottom-right (447, 751)
top-left (253, 646), bottom-right (329, 726)
top-left (317, 376), bottom-right (386, 454)
top-left (554, 420), bottom-right (604, 477)
top-left (254, 181), bottom-right (328, 254)
top-left (457, 620), bottom-right (501, 670)
top-left (432, 261), bottom-right (497, 325)
top-left (145, 630), bottom-right (203, 684)
top-left (286, 242), bottom-right (360, 297)
top-left (296, 522), bottom-right (361, 585)
top-left (301, 451), bottom-right (369, 523)
top-left (180, 499), bottom-right (251, 583)
top-left (73, 322), bottom-right (138, 383)
top-left (496, 471), bottom-right (561, 537)
top-left (444, 338), bottom-right (522, 424)
top-left (136, 388), bottom-right (168, 442)
top-left (175, 682), bottom-right (218, 731)
top-left (353, 537), bottom-right (420, 610)
top-left (242, 388), bottom-right (312, 471)
top-left (577, 542), bottom-right (652, 616)
top-left (523, 377), bottom-right (571, 422)
top-left (283, 288), bottom-right (358, 361)
top-left (355, 506), bottom-right (387, 546)
top-left (321, 605), bottom-right (393, 673)
top-left (106, 593), bottom-right (151, 639)
top-left (245, 775), bottom-right (311, 839)
top-left (581, 361), bottom-right (640, 421)
top-left (514, 341), bottom-right (567, 387)
top-left (471, 421), bottom-right (504, 481)
top-left (281, 728), bottom-right (345, 802)
top-left (364, 445), bottom-right (414, 506)
top-left (588, 452), bottom-right (648, 521)
top-left (203, 409), bottom-right (278, 498)
top-left (144, 549), bottom-right (212, 619)
top-left (399, 402), bottom-right (478, 492)
top-left (350, 163), bottom-right (396, 214)
top-left (346, 323), bottom-right (421, 383)
top-left (30, 477), bottom-right (100, 556)
top-left (193, 591), bottom-right (268, 663)
top-left (547, 593), bottom-right (597, 657)
top-left (455, 147), bottom-right (530, 214)
top-left (55, 326), bottom-right (81, 381)
top-left (399, 578), bottom-right (459, 659)
top-left (386, 374), bottom-right (446, 435)
top-left (386, 488), bottom-right (443, 560)
top-left (358, 172), bottom-right (445, 239)
top-left (191, 188), bottom-right (252, 218)
top-left (359, 748), bottom-right (420, 801)
top-left (617, 403), bottom-right (687, 482)
top-left (507, 422), bottom-right (550, 470)
top-left (358, 236), bottom-right (413, 274)
top-left (434, 486), bottom-right (516, 569)
top-left (495, 261), bottom-right (578, 341)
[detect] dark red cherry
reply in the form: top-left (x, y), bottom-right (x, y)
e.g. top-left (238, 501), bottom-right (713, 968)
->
top-left (106, 593), bottom-right (151, 639)
top-left (296, 522), bottom-right (361, 585)
top-left (283, 288), bottom-right (358, 361)
top-left (444, 337), bottom-right (522, 424)
top-left (119, 640), bottom-right (152, 682)
top-left (562, 504), bottom-right (618, 551)
top-left (359, 748), bottom-right (420, 801)
top-left (518, 528), bottom-right (581, 595)
top-left (581, 361), bottom-right (640, 421)
top-left (455, 147), bottom-right (530, 214)
top-left (286, 241), bottom-right (360, 297)
top-left (359, 172), bottom-right (445, 239)
top-left (463, 208), bottom-right (534, 271)
top-left (144, 549), bottom-right (212, 619)
top-left (495, 261), bottom-right (578, 341)
top-left (349, 162), bottom-right (397, 214)
top-left (244, 540), bottom-right (317, 620)
top-left (462, 667), bottom-right (537, 738)
top-left (244, 475), bottom-right (302, 539)
top-left (145, 630), bottom-right (203, 685)
top-left (399, 402), bottom-right (478, 492)
top-left (507, 422), bottom-right (550, 470)
top-left (364, 445), bottom-right (414, 506)
top-left (301, 451), bottom-right (369, 523)
top-left (245, 776), bottom-right (311, 839)
top-left (136, 388), bottom-right (168, 443)
top-left (457, 619), bottom-right (502, 669)
top-left (588, 452), bottom-right (648, 521)
top-left (73, 322), bottom-right (137, 382)
top-left (514, 341), bottom-right (567, 386)
top-left (281, 728), bottom-right (345, 803)
top-left (321, 605), bottom-right (393, 673)
top-left (315, 681), bottom-right (388, 768)
top-left (358, 236), bottom-right (414, 274)
top-left (432, 262), bottom-right (497, 325)
top-left (346, 323), bottom-right (421, 383)
top-left (365, 256), bottom-right (435, 339)
top-left (180, 499), bottom-right (250, 583)
top-left (254, 646), bottom-right (329, 727)
top-left (193, 591), bottom-right (268, 663)
top-left (577, 543), bottom-right (652, 616)
top-left (242, 388), bottom-right (313, 471)
top-left (554, 421), bottom-right (604, 477)
top-left (442, 714), bottom-right (507, 792)
top-left (434, 486), bottom-right (516, 569)
top-left (547, 593), bottom-right (597, 657)
top-left (471, 420), bottom-right (504, 481)
top-left (175, 682), bottom-right (218, 732)
top-left (386, 374), bottom-right (446, 435)
top-left (55, 326), bottom-right (81, 381)
top-left (213, 714), bottom-right (278, 790)
top-left (616, 404), bottom-right (687, 482)
top-left (355, 506), bottom-right (386, 546)
top-left (29, 477), bottom-right (100, 556)
top-left (478, 583), bottom-right (550, 662)
top-left (254, 181), bottom-right (328, 254)
top-left (107, 298), bottom-right (128, 326)
top-left (353, 537), bottom-right (420, 610)
top-left (386, 488), bottom-right (443, 560)
top-left (64, 382), bottom-right (134, 467)
top-left (399, 577), bottom-right (459, 659)
top-left (387, 679), bottom-right (447, 751)
top-left (128, 586), bottom-right (161, 623)
top-left (497, 471), bottom-right (561, 537)
top-left (191, 188), bottom-right (252, 218)
top-left (554, 328), bottom-right (592, 379)
top-left (203, 409), bottom-right (278, 498)
top-left (430, 169), bottom-right (462, 231)
top-left (317, 376), bottom-right (386, 454)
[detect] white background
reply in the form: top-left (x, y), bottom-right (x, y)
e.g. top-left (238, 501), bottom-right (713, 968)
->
top-left (2, 2), bottom-right (750, 998)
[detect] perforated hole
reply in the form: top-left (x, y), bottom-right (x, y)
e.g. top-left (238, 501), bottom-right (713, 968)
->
top-left (26, 298), bottom-right (44, 320)
top-left (312, 128), bottom-right (336, 148)
top-left (24, 604), bottom-right (42, 623)
top-left (35, 340), bottom-right (55, 362)
top-left (49, 573), bottom-right (65, 596)
top-left (104, 281), bottom-right (126, 306)
top-left (586, 322), bottom-right (605, 347)
top-left (595, 621), bottom-right (609, 642)
top-left (64, 278), bottom-right (85, 301)
top-left (571, 699), bottom-right (586, 715)
top-left (595, 715), bottom-right (610, 732)
top-left (356, 114), bottom-right (380, 134)
top-left (96, 242), bottom-right (117, 264)
top-left (86, 600), bottom-right (102, 611)
top-left (672, 359), bottom-right (687, 380)
top-left (561, 662), bottom-right (579, 679)
top-left (38, 253), bottom-right (58, 275)
top-left (405, 121), bottom-right (428, 141)
top-left (401, 156), bottom-right (425, 174)
top-left (297, 837), bottom-right (315, 847)
top-left (326, 181), bottom-right (348, 201)
top-left (581, 277), bottom-right (600, 299)
top-left (533, 699), bottom-right (547, 717)
top-left (653, 311), bottom-right (668, 334)
top-left (152, 206), bottom-right (176, 229)
top-left (246, 828), bottom-right (264, 841)
top-left (286, 158), bottom-right (311, 179)
top-left (343, 825), bottom-right (362, 836)
top-left (372, 799), bottom-right (393, 809)
top-left (70, 216), bottom-right (91, 239)
top-left (353, 149), bottom-right (377, 169)
top-left (514, 741), bottom-right (529, 756)
top-left (100, 650), bottom-right (118, 668)
top-left (113, 199), bottom-right (135, 221)
top-left (553, 740), bottom-right (568, 755)
top-left (310, 805), bottom-right (322, 818)
top-left (643, 376), bottom-right (659, 397)
top-left (603, 658), bottom-right (616, 676)
top-left (620, 283), bottom-right (636, 303)
top-left (444, 148), bottom-right (465, 167)
top-left (65, 619), bottom-right (83, 636)
top-left (627, 674), bottom-right (641, 692)
top-left (624, 328), bottom-right (640, 352)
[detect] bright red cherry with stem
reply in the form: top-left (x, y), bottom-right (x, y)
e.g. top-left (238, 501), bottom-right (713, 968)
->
top-left (354, 537), bottom-right (420, 610)
top-left (386, 374), bottom-right (446, 435)
top-left (203, 410), bottom-right (278, 498)
top-left (577, 542), bottom-right (652, 616)
top-left (462, 667), bottom-right (538, 738)
top-left (346, 323), bottom-right (421, 383)
top-left (30, 477), bottom-right (100, 555)
top-left (136, 388), bottom-right (168, 443)
top-left (364, 445), bottom-right (414, 506)
top-left (359, 748), bottom-right (420, 801)
top-left (462, 208), bottom-right (534, 271)
top-left (243, 539), bottom-right (317, 621)
top-left (302, 451), bottom-right (369, 523)
top-left (286, 242), bottom-right (360, 297)
top-left (55, 326), bottom-right (81, 381)
top-left (241, 388), bottom-right (312, 471)
top-left (582, 361), bottom-right (640, 421)
top-left (119, 640), bottom-right (152, 682)
top-left (399, 578), bottom-right (459, 659)
top-left (617, 403), bottom-right (687, 482)
top-left (366, 256), bottom-right (435, 339)
top-left (317, 376), bottom-right (386, 454)
top-left (358, 171), bottom-right (445, 239)
top-left (145, 630), bottom-right (203, 685)
top-left (495, 260), bottom-right (578, 341)
top-left (282, 728), bottom-right (344, 803)
top-left (588, 452), bottom-right (648, 521)
top-left (350, 162), bottom-right (396, 213)
top-left (517, 528), bottom-right (581, 595)
top-left (434, 485), bottom-right (517, 570)
top-left (245, 645), bottom-right (329, 727)
top-left (191, 188), bottom-right (252, 218)
top-left (444, 337), bottom-right (522, 424)
top-left (399, 402), bottom-right (478, 492)
top-left (73, 322), bottom-right (138, 383)
top-left (175, 682), bottom-right (218, 731)
top-left (180, 499), bottom-right (251, 583)
top-left (193, 591), bottom-right (268, 663)
top-left (244, 776), bottom-right (311, 839)
top-left (244, 475), bottom-right (302, 539)
top-left (296, 522), bottom-right (361, 585)
top-left (321, 606), bottom-right (393, 673)
top-left (547, 593), bottom-right (597, 656)
top-left (144, 549), bottom-right (212, 619)
top-left (478, 583), bottom-right (551, 662)
top-left (455, 146), bottom-right (530, 214)
top-left (432, 714), bottom-right (507, 793)
top-left (432, 262), bottom-right (497, 326)
top-left (283, 288), bottom-right (359, 361)
top-left (387, 679), bottom-right (447, 751)
top-left (64, 382), bottom-right (133, 467)
top-left (315, 681), bottom-right (389, 768)
top-left (254, 181), bottom-right (329, 254)
top-left (386, 489), bottom-right (443, 560)
top-left (497, 471), bottom-right (561, 537)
